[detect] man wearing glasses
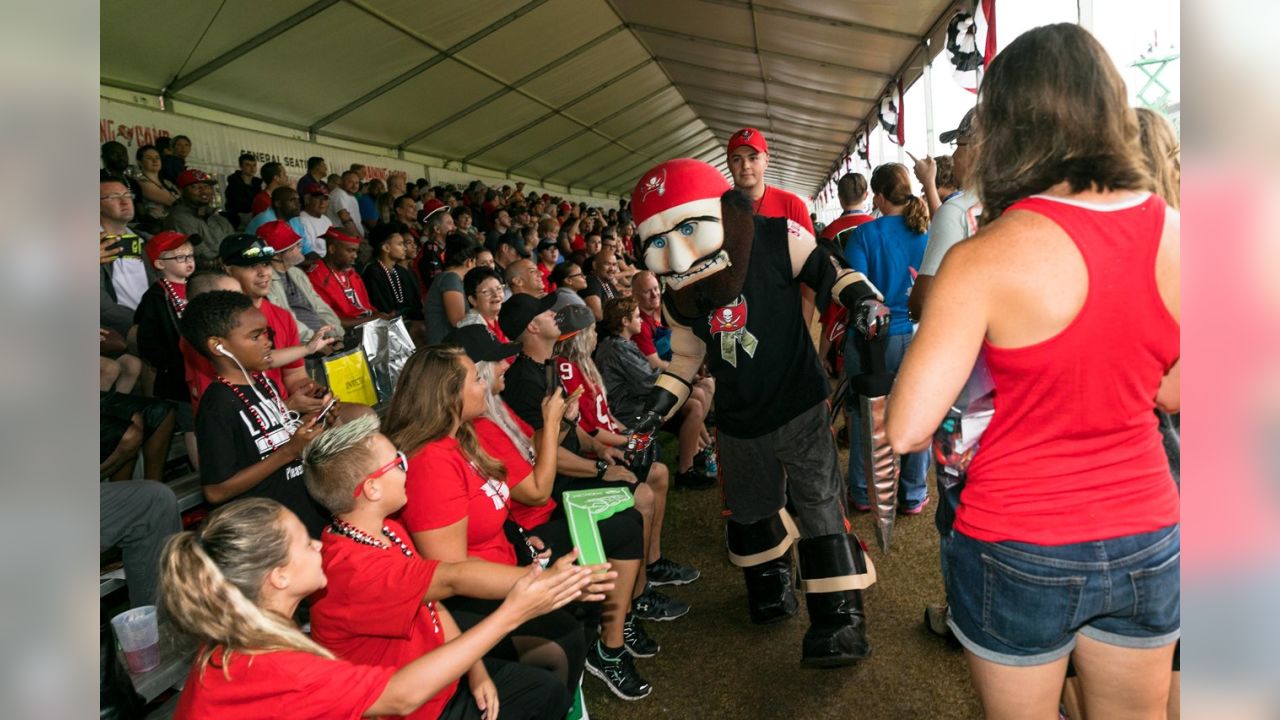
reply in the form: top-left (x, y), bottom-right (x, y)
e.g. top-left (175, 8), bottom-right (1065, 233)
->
top-left (100, 172), bottom-right (153, 343)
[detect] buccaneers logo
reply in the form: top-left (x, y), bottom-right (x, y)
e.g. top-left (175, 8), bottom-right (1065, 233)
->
top-left (708, 297), bottom-right (758, 367)
top-left (639, 168), bottom-right (667, 203)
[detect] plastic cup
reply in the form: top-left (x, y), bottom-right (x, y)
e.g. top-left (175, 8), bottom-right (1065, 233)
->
top-left (111, 605), bottom-right (161, 673)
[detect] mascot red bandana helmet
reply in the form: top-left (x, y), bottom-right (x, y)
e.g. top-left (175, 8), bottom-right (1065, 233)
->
top-left (631, 159), bottom-right (735, 291)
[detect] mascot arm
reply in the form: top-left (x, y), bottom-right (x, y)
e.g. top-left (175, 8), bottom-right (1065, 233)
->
top-left (630, 308), bottom-right (704, 436)
top-left (786, 218), bottom-right (888, 339)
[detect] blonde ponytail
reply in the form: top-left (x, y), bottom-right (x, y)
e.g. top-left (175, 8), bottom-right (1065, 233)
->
top-left (158, 499), bottom-right (333, 680)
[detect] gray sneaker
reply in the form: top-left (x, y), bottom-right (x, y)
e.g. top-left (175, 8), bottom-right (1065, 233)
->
top-left (632, 587), bottom-right (690, 622)
top-left (646, 556), bottom-right (700, 586)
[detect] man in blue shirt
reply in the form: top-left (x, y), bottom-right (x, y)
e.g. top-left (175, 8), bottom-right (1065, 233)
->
top-left (246, 187), bottom-right (311, 256)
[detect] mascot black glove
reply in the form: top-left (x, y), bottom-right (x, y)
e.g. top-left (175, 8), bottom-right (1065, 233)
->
top-left (853, 299), bottom-right (890, 341)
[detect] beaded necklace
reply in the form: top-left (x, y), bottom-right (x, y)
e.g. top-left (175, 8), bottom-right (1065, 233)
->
top-left (160, 279), bottom-right (187, 317)
top-left (380, 260), bottom-right (404, 305)
top-left (327, 519), bottom-right (441, 634)
top-left (214, 373), bottom-right (292, 452)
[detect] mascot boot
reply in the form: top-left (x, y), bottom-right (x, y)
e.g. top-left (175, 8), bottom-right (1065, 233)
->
top-left (798, 533), bottom-right (876, 667)
top-left (726, 511), bottom-right (800, 625)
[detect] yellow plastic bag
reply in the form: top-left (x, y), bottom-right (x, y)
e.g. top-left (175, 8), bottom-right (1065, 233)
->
top-left (321, 348), bottom-right (377, 407)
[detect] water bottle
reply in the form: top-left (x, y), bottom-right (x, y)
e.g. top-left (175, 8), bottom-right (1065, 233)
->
top-left (702, 440), bottom-right (718, 476)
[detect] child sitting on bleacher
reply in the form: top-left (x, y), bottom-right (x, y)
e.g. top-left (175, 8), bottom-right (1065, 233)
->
top-left (134, 230), bottom-right (200, 465)
top-left (180, 289), bottom-right (331, 537)
top-left (160, 498), bottom-right (595, 719)
top-left (301, 414), bottom-right (615, 719)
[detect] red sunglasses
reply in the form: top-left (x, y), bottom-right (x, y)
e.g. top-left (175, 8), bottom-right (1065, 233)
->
top-left (353, 451), bottom-right (408, 498)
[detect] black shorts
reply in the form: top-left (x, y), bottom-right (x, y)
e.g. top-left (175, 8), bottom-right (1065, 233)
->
top-left (527, 504), bottom-right (644, 562)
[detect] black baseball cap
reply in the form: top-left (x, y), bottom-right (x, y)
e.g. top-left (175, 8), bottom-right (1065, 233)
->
top-left (940, 108), bottom-right (976, 145)
top-left (445, 323), bottom-right (520, 362)
top-left (219, 233), bottom-right (276, 266)
top-left (555, 304), bottom-right (594, 340)
top-left (496, 232), bottom-right (530, 259)
top-left (498, 293), bottom-right (557, 340)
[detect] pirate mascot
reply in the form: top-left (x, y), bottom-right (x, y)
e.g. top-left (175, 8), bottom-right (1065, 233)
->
top-left (626, 159), bottom-right (887, 666)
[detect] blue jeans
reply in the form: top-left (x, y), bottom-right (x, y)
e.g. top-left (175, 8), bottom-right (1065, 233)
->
top-left (843, 331), bottom-right (929, 507)
top-left (943, 524), bottom-right (1180, 666)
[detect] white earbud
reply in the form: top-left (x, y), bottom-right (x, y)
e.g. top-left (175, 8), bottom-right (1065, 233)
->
top-left (215, 343), bottom-right (232, 357)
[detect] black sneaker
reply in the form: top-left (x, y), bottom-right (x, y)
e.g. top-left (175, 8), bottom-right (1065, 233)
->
top-left (632, 587), bottom-right (690, 621)
top-left (647, 556), bottom-right (700, 586)
top-left (585, 641), bottom-right (652, 700)
top-left (674, 468), bottom-right (716, 490)
top-left (623, 615), bottom-right (659, 658)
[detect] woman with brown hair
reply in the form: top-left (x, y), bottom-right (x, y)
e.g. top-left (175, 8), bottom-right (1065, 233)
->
top-left (842, 162), bottom-right (931, 514)
top-left (158, 498), bottom-right (592, 718)
top-left (888, 23), bottom-right (1180, 719)
top-left (382, 346), bottom-right (589, 703)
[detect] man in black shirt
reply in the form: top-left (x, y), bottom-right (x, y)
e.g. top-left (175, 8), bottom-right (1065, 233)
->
top-left (626, 159), bottom-right (888, 667)
top-left (223, 152), bottom-right (262, 229)
top-left (580, 249), bottom-right (620, 321)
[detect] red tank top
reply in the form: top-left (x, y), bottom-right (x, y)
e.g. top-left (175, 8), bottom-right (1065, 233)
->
top-left (954, 193), bottom-right (1180, 545)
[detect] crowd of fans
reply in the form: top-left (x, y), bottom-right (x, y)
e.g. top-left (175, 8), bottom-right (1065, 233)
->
top-left (99, 138), bottom-right (718, 714)
top-left (99, 21), bottom-right (1180, 720)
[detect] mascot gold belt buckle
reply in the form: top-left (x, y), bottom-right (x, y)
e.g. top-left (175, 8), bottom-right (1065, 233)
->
top-left (708, 296), bottom-right (758, 367)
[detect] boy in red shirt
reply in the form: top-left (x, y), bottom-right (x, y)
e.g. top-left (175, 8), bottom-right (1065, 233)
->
top-left (307, 228), bottom-right (379, 327)
top-left (303, 415), bottom-right (614, 719)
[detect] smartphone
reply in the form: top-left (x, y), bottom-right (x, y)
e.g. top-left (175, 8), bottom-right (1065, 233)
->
top-left (316, 397), bottom-right (339, 424)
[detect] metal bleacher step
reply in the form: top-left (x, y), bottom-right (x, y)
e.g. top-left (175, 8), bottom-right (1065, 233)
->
top-left (166, 472), bottom-right (204, 513)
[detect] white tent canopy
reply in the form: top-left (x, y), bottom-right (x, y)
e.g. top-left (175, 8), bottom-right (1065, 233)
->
top-left (102, 0), bottom-right (962, 200)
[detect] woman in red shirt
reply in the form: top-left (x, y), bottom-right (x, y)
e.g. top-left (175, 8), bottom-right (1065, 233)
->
top-left (382, 346), bottom-right (589, 700)
top-left (452, 323), bottom-right (654, 700)
top-left (158, 498), bottom-right (591, 719)
top-left (887, 24), bottom-right (1180, 719)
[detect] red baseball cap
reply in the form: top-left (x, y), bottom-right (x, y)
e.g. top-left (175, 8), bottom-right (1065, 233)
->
top-left (419, 198), bottom-right (447, 223)
top-left (630, 158), bottom-right (731, 242)
top-left (304, 184), bottom-right (330, 196)
top-left (176, 168), bottom-right (216, 189)
top-left (727, 127), bottom-right (768, 157)
top-left (145, 230), bottom-right (201, 264)
top-left (322, 228), bottom-right (361, 246)
top-left (256, 220), bottom-right (301, 252)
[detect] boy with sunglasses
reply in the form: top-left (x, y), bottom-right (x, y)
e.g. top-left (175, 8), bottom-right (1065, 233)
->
top-left (302, 415), bottom-right (616, 720)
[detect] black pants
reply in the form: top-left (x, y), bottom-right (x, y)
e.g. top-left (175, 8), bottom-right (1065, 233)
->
top-left (438, 657), bottom-right (568, 720)
top-left (446, 598), bottom-right (584, 714)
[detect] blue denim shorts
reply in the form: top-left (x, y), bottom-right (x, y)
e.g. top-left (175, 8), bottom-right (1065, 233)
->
top-left (943, 524), bottom-right (1180, 666)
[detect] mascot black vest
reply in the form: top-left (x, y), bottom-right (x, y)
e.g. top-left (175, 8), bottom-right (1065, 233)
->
top-left (665, 216), bottom-right (829, 439)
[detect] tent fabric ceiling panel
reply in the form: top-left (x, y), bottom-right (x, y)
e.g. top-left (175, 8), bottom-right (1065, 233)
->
top-left (373, 0), bottom-right (534, 48)
top-left (562, 67), bottom-right (672, 126)
top-left (524, 133), bottom-right (613, 178)
top-left (760, 55), bottom-right (885, 99)
top-left (100, 0), bottom-right (959, 198)
top-left (411, 92), bottom-right (549, 157)
top-left (324, 60), bottom-right (501, 142)
top-left (756, 14), bottom-right (916, 77)
top-left (609, 0), bottom-right (755, 47)
top-left (757, 0), bottom-right (942, 36)
top-left (458, 0), bottom-right (619, 81)
top-left (179, 4), bottom-right (431, 127)
top-left (473, 116), bottom-right (581, 169)
top-left (520, 38), bottom-right (651, 110)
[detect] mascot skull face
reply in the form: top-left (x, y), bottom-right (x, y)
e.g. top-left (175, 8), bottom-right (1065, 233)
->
top-left (631, 159), bottom-right (755, 317)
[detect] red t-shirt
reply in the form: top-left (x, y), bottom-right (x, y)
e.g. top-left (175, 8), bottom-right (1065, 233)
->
top-left (179, 336), bottom-right (289, 413)
top-left (474, 414), bottom-right (556, 529)
top-left (554, 358), bottom-right (618, 436)
top-left (633, 309), bottom-right (661, 358)
top-left (819, 211), bottom-right (874, 244)
top-left (752, 185), bottom-right (814, 234)
top-left (307, 262), bottom-right (374, 320)
top-left (310, 519), bottom-right (453, 720)
top-left (173, 648), bottom-right (394, 720)
top-left (261, 299), bottom-right (305, 371)
top-left (250, 190), bottom-right (272, 216)
top-left (400, 437), bottom-right (517, 565)
top-left (484, 316), bottom-right (508, 343)
top-left (956, 195), bottom-right (1180, 545)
